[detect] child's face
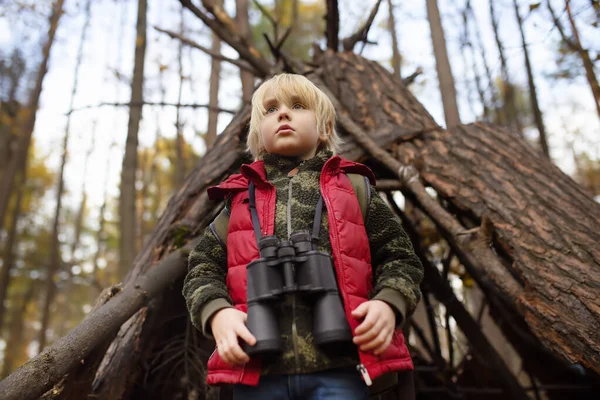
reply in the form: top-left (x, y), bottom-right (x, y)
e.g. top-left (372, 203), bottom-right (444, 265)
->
top-left (259, 87), bottom-right (324, 160)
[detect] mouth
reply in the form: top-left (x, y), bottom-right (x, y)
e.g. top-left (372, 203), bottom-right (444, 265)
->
top-left (277, 124), bottom-right (294, 134)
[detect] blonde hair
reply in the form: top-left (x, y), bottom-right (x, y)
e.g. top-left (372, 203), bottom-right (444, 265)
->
top-left (247, 73), bottom-right (342, 160)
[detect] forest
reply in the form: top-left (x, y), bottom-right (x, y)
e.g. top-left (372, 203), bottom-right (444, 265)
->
top-left (0, 0), bottom-right (599, 399)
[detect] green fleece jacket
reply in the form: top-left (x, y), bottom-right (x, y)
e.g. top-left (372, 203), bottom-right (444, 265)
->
top-left (183, 149), bottom-right (423, 375)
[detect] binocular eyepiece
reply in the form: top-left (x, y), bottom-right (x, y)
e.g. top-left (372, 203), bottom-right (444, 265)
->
top-left (244, 230), bottom-right (352, 356)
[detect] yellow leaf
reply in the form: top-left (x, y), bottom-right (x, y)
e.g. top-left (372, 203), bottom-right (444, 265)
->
top-left (529, 2), bottom-right (541, 11)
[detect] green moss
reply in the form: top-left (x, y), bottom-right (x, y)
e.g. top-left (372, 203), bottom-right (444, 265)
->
top-left (170, 225), bottom-right (191, 249)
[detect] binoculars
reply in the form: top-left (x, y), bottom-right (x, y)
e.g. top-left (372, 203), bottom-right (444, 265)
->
top-left (244, 230), bottom-right (353, 356)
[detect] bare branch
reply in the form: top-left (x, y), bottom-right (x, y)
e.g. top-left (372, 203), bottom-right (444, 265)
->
top-left (252, 0), bottom-right (277, 36)
top-left (402, 67), bottom-right (423, 85)
top-left (326, 0), bottom-right (339, 51)
top-left (66, 101), bottom-right (236, 116)
top-left (179, 0), bottom-right (272, 77)
top-left (155, 26), bottom-right (258, 74)
top-left (342, 0), bottom-right (383, 51)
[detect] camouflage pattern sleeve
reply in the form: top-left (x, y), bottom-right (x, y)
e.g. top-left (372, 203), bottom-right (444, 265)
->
top-left (365, 185), bottom-right (424, 321)
top-left (182, 217), bottom-right (231, 335)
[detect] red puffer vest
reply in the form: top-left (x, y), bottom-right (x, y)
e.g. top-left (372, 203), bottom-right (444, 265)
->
top-left (205, 155), bottom-right (414, 387)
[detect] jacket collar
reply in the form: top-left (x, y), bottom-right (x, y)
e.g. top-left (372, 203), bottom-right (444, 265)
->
top-left (241, 149), bottom-right (333, 187)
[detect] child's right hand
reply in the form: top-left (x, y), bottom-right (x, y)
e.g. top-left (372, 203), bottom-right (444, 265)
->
top-left (210, 308), bottom-right (257, 365)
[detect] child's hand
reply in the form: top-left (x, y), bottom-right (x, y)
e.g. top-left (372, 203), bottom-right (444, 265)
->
top-left (351, 300), bottom-right (395, 356)
top-left (210, 308), bottom-right (257, 365)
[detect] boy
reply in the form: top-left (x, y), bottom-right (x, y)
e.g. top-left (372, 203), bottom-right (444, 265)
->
top-left (183, 74), bottom-right (423, 399)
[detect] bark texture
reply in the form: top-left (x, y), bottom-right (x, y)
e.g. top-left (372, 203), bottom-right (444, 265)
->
top-left (426, 0), bottom-right (460, 129)
top-left (394, 122), bottom-right (600, 371)
top-left (119, 0), bottom-right (147, 279)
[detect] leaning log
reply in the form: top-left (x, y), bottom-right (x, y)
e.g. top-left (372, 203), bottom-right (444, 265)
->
top-left (0, 241), bottom-right (195, 400)
top-left (392, 122), bottom-right (600, 372)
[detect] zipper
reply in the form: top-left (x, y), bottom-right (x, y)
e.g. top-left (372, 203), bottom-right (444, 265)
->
top-left (356, 364), bottom-right (372, 386)
top-left (287, 174), bottom-right (300, 373)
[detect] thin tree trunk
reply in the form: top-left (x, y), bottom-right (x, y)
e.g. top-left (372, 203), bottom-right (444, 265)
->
top-left (71, 121), bottom-right (96, 261)
top-left (38, 0), bottom-right (92, 352)
top-left (512, 0), bottom-right (550, 158)
top-left (426, 0), bottom-right (461, 128)
top-left (119, 0), bottom-right (148, 280)
top-left (466, 0), bottom-right (501, 121)
top-left (0, 280), bottom-right (36, 379)
top-left (386, 0), bottom-right (402, 79)
top-left (137, 149), bottom-right (149, 250)
top-left (489, 0), bottom-right (524, 136)
top-left (206, 0), bottom-right (223, 150)
top-left (175, 4), bottom-right (187, 187)
top-left (236, 0), bottom-right (254, 104)
top-left (548, 0), bottom-right (600, 120)
top-left (566, 1), bottom-right (600, 119)
top-left (0, 172), bottom-right (25, 334)
top-left (0, 0), bottom-right (64, 235)
top-left (91, 142), bottom-right (116, 291)
top-left (463, 6), bottom-right (489, 119)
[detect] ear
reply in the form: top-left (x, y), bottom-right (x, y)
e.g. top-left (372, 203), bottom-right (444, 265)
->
top-left (319, 121), bottom-right (332, 141)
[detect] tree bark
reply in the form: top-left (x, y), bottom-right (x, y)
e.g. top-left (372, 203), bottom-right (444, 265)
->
top-left (489, 0), bottom-right (524, 136)
top-left (206, 0), bottom-right (223, 150)
top-left (119, 0), bottom-right (147, 280)
top-left (236, 0), bottom-right (254, 104)
top-left (0, 172), bottom-right (25, 334)
top-left (512, 0), bottom-right (550, 158)
top-left (386, 0), bottom-right (402, 79)
top-left (394, 121), bottom-right (600, 373)
top-left (0, 0), bottom-right (64, 236)
top-left (426, 0), bottom-right (461, 129)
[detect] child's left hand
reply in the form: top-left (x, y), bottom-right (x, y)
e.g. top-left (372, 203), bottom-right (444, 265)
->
top-left (351, 300), bottom-right (395, 355)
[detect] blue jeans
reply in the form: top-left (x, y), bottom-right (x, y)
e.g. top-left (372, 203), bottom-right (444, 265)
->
top-left (232, 368), bottom-right (369, 400)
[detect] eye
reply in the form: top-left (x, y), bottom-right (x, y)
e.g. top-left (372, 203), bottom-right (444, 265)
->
top-left (265, 106), bottom-right (277, 114)
top-left (292, 103), bottom-right (305, 110)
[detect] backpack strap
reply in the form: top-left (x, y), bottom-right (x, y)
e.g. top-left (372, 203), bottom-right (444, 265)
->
top-left (209, 206), bottom-right (230, 248)
top-left (346, 173), bottom-right (371, 222)
top-left (209, 173), bottom-right (371, 249)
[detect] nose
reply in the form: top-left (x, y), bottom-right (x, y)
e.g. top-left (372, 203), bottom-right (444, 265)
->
top-left (278, 105), bottom-right (291, 121)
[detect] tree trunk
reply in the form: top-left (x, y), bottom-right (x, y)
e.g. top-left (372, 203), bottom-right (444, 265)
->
top-left (463, 3), bottom-right (489, 120)
top-left (38, 0), bottom-right (92, 352)
top-left (236, 0), bottom-right (254, 104)
top-left (386, 0), bottom-right (402, 79)
top-left (0, 0), bottom-right (64, 235)
top-left (426, 0), bottom-right (461, 129)
top-left (206, 0), bottom-right (223, 150)
top-left (69, 0), bottom-right (93, 264)
top-left (38, 105), bottom-right (69, 353)
top-left (119, 0), bottom-right (147, 280)
top-left (0, 172), bottom-right (25, 334)
top-left (489, 0), bottom-right (524, 136)
top-left (71, 121), bottom-right (96, 262)
top-left (175, 4), bottom-right (187, 187)
top-left (566, 0), bottom-right (600, 120)
top-left (512, 0), bottom-right (550, 158)
top-left (548, 0), bottom-right (600, 121)
top-left (0, 280), bottom-right (35, 379)
top-left (467, 0), bottom-right (502, 122)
